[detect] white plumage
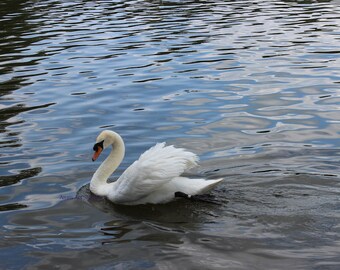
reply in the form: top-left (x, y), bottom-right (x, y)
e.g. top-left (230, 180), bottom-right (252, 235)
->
top-left (90, 130), bottom-right (223, 205)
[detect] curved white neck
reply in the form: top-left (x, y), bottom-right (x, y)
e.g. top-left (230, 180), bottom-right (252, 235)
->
top-left (90, 132), bottom-right (125, 196)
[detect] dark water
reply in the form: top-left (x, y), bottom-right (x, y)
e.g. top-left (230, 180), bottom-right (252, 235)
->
top-left (1, 0), bottom-right (340, 269)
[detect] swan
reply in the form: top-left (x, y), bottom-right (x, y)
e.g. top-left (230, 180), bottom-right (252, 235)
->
top-left (90, 130), bottom-right (223, 205)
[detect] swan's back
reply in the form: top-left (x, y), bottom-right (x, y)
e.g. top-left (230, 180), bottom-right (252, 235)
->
top-left (108, 143), bottom-right (201, 204)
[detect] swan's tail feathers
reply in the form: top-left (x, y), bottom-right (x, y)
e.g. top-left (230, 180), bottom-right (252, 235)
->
top-left (201, 178), bottom-right (224, 194)
top-left (173, 177), bottom-right (224, 196)
top-left (174, 178), bottom-right (224, 204)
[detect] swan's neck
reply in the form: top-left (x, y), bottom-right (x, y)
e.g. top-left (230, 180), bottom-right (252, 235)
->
top-left (90, 133), bottom-right (125, 196)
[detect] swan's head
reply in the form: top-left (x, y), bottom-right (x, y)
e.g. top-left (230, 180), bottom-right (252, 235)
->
top-left (92, 130), bottom-right (116, 161)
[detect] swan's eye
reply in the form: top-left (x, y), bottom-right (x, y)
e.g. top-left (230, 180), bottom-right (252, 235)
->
top-left (93, 140), bottom-right (104, 151)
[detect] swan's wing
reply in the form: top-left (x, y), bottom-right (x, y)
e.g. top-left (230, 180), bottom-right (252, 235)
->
top-left (109, 143), bottom-right (199, 204)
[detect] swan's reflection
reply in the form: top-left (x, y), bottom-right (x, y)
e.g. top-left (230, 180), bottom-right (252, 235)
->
top-left (77, 183), bottom-right (221, 222)
top-left (76, 183), bottom-right (226, 245)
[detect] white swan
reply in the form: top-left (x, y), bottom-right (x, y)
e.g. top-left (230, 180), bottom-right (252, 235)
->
top-left (90, 130), bottom-right (223, 205)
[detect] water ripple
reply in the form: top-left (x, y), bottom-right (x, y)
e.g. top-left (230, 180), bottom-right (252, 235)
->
top-left (1, 0), bottom-right (340, 269)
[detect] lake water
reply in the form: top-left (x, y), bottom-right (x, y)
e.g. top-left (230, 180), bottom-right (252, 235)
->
top-left (1, 0), bottom-right (340, 269)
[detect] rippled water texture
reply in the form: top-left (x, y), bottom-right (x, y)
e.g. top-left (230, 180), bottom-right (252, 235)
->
top-left (1, 0), bottom-right (340, 269)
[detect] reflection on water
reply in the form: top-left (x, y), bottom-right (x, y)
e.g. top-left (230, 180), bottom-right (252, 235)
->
top-left (1, 0), bottom-right (340, 269)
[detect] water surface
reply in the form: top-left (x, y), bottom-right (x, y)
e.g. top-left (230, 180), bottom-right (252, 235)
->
top-left (1, 0), bottom-right (340, 269)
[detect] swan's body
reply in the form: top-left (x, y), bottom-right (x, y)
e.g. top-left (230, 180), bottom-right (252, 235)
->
top-left (90, 130), bottom-right (223, 205)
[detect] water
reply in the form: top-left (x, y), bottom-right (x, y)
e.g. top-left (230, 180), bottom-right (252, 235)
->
top-left (1, 0), bottom-right (340, 269)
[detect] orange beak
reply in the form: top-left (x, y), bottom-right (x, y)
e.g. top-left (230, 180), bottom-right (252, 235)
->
top-left (92, 146), bottom-right (103, 161)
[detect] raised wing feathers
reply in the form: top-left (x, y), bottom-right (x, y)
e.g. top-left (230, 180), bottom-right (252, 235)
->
top-left (109, 143), bottom-right (198, 203)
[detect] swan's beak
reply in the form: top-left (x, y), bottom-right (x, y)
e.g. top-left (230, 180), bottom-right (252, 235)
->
top-left (92, 146), bottom-right (103, 161)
